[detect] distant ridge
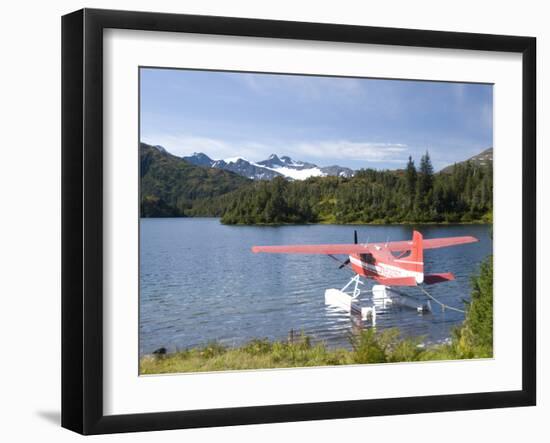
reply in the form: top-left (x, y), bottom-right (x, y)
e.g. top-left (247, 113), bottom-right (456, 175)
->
top-left (182, 152), bottom-right (214, 168)
top-left (183, 151), bottom-right (354, 181)
top-left (440, 148), bottom-right (493, 174)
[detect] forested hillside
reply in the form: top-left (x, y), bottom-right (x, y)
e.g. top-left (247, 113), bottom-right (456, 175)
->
top-left (140, 143), bottom-right (251, 217)
top-left (220, 153), bottom-right (492, 224)
top-left (140, 144), bottom-right (492, 225)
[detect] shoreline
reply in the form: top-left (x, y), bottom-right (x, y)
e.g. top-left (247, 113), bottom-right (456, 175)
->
top-left (139, 330), bottom-right (491, 375)
top-left (140, 216), bottom-right (492, 227)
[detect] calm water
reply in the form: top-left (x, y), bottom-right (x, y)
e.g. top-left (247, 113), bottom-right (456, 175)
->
top-left (140, 218), bottom-right (492, 355)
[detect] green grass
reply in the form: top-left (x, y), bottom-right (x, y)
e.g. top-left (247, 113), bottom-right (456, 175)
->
top-left (140, 327), bottom-right (492, 375)
top-left (140, 335), bottom-right (353, 374)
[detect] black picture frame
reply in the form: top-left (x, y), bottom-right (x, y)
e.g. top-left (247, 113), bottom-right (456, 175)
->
top-left (62, 8), bottom-right (536, 435)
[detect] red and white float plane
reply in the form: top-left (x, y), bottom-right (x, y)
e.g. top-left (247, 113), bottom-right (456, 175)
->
top-left (252, 230), bottom-right (478, 323)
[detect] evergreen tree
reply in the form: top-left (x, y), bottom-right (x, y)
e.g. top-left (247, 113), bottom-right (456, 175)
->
top-left (405, 156), bottom-right (417, 209)
top-left (416, 151), bottom-right (434, 217)
top-left (453, 256), bottom-right (493, 358)
top-left (418, 151), bottom-right (434, 196)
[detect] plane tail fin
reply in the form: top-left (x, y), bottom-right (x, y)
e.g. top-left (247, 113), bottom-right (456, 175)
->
top-left (411, 230), bottom-right (423, 263)
top-left (394, 231), bottom-right (424, 283)
top-left (409, 231), bottom-right (424, 283)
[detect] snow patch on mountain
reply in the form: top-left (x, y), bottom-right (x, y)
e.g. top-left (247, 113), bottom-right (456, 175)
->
top-left (261, 165), bottom-right (326, 180)
top-left (182, 151), bottom-right (354, 180)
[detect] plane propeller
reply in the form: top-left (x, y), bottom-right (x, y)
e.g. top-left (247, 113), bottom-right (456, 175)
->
top-left (338, 230), bottom-right (358, 269)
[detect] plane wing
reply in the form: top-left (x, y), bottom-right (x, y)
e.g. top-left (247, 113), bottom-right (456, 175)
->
top-left (251, 236), bottom-right (478, 255)
top-left (251, 244), bottom-right (372, 254)
top-left (376, 236), bottom-right (479, 252)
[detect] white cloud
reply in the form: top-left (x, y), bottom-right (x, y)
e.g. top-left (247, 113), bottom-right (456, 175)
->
top-left (295, 141), bottom-right (408, 163)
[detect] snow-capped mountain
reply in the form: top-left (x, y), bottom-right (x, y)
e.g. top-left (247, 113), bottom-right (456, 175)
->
top-left (212, 157), bottom-right (282, 180)
top-left (257, 154), bottom-right (317, 170)
top-left (255, 154), bottom-right (324, 180)
top-left (182, 152), bottom-right (354, 181)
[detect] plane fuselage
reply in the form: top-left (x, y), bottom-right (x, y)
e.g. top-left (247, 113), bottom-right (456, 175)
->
top-left (349, 245), bottom-right (424, 286)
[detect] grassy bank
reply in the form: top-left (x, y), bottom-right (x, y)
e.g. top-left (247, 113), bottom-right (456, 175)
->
top-left (140, 328), bottom-right (490, 375)
top-left (141, 335), bottom-right (352, 374)
top-left (141, 257), bottom-right (493, 375)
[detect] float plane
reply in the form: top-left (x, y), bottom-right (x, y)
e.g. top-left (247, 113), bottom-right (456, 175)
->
top-left (252, 231), bottom-right (478, 324)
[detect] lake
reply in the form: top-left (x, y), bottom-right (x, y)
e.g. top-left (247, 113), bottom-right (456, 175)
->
top-left (140, 218), bottom-right (492, 356)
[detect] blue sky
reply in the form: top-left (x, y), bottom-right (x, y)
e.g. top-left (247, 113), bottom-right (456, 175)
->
top-left (140, 68), bottom-right (493, 171)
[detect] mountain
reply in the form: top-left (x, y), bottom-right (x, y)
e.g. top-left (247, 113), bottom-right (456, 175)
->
top-left (440, 148), bottom-right (493, 173)
top-left (183, 152), bottom-right (354, 180)
top-left (257, 154), bottom-right (317, 170)
top-left (256, 154), bottom-right (324, 180)
top-left (319, 165), bottom-right (355, 178)
top-left (212, 157), bottom-right (283, 180)
top-left (140, 143), bottom-right (251, 217)
top-left (182, 152), bottom-right (214, 167)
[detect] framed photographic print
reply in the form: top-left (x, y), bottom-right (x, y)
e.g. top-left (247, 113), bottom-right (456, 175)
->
top-left (61, 8), bottom-right (536, 435)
